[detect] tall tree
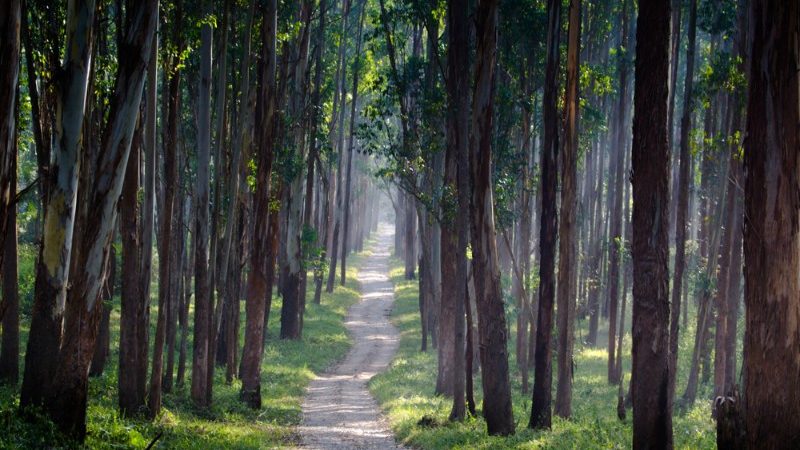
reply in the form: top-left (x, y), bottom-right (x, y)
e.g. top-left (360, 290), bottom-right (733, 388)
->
top-left (44, 0), bottom-right (159, 438)
top-left (20, 0), bottom-right (96, 409)
top-left (555, 0), bottom-right (580, 419)
top-left (192, 10), bottom-right (214, 408)
top-left (470, 0), bottom-right (514, 436)
top-left (444, 0), bottom-right (469, 422)
top-left (668, 0), bottom-right (697, 405)
top-left (607, 0), bottom-right (629, 384)
top-left (240, 0), bottom-right (277, 408)
top-left (0, 0), bottom-right (20, 282)
top-left (531, 0), bottom-right (561, 431)
top-left (630, 0), bottom-right (673, 446)
top-left (741, 0), bottom-right (800, 447)
top-left (278, 0), bottom-right (313, 340)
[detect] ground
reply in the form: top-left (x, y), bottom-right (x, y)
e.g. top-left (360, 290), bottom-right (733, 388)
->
top-left (299, 224), bottom-right (402, 449)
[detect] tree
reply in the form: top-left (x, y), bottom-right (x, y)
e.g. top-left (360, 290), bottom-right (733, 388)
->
top-left (470, 0), bottom-right (514, 436)
top-left (607, 0), bottom-right (630, 385)
top-left (555, 0), bottom-right (580, 419)
top-left (240, 0), bottom-right (277, 408)
top-left (669, 0), bottom-right (697, 406)
top-left (43, 0), bottom-right (158, 438)
top-left (0, 0), bottom-right (20, 285)
top-left (531, 0), bottom-right (560, 431)
top-left (740, 0), bottom-right (800, 447)
top-left (444, 0), bottom-right (469, 422)
top-left (630, 0), bottom-right (673, 446)
top-left (20, 0), bottom-right (97, 410)
top-left (278, 0), bottom-right (313, 340)
top-left (192, 12), bottom-right (213, 408)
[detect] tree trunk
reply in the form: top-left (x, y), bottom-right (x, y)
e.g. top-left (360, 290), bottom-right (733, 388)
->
top-left (0, 142), bottom-right (18, 383)
top-left (119, 126), bottom-right (144, 415)
top-left (192, 20), bottom-right (213, 408)
top-left (607, 0), bottom-right (629, 385)
top-left (279, 0), bottom-right (313, 340)
top-left (630, 0), bottom-right (674, 445)
top-left (741, 1), bottom-right (800, 447)
top-left (21, 0), bottom-right (96, 410)
top-left (240, 0), bottom-right (277, 408)
top-left (669, 0), bottom-right (697, 407)
top-left (89, 247), bottom-right (115, 377)
top-left (444, 0), bottom-right (469, 420)
top-left (44, 0), bottom-right (158, 438)
top-left (340, 2), bottom-right (366, 287)
top-left (530, 0), bottom-right (561, 431)
top-left (469, 0), bottom-right (514, 436)
top-left (0, 0), bottom-right (19, 286)
top-left (554, 0), bottom-right (580, 419)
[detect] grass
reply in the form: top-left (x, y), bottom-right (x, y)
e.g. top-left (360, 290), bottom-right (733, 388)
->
top-left (0, 244), bottom-right (371, 449)
top-left (370, 257), bottom-right (719, 449)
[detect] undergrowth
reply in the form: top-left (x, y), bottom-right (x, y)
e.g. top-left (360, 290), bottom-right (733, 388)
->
top-left (370, 258), bottom-right (718, 449)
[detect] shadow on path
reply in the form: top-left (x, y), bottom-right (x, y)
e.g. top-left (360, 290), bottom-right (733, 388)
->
top-left (298, 224), bottom-right (403, 449)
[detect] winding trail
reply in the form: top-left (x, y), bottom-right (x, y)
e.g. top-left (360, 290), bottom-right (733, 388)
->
top-left (299, 224), bottom-right (403, 449)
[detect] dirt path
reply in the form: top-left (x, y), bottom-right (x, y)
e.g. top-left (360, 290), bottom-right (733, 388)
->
top-left (298, 225), bottom-right (403, 449)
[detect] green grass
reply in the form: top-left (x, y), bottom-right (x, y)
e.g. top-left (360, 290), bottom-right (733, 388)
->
top-left (0, 245), bottom-right (370, 449)
top-left (370, 258), bottom-right (718, 449)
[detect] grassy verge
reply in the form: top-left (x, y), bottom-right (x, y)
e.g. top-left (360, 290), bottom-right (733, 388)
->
top-left (370, 258), bottom-right (717, 449)
top-left (0, 246), bottom-right (369, 449)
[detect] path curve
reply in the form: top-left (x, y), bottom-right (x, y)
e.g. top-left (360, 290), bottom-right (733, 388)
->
top-left (299, 224), bottom-right (403, 449)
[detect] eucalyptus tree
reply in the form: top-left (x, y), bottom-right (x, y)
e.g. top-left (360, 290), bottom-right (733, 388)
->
top-left (630, 0), bottom-right (673, 445)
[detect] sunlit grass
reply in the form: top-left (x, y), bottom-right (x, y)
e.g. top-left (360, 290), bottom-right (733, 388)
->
top-left (0, 244), bottom-right (370, 449)
top-left (370, 256), bottom-right (717, 449)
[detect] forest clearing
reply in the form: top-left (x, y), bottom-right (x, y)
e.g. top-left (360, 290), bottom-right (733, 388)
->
top-left (0, 0), bottom-right (798, 448)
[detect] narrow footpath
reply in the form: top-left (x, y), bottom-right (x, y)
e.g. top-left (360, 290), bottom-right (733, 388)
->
top-left (299, 225), bottom-right (403, 449)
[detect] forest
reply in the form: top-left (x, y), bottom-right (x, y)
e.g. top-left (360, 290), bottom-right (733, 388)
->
top-left (0, 0), bottom-right (798, 448)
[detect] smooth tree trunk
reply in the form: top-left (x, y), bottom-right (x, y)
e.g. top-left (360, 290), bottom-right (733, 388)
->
top-left (21, 0), bottom-right (96, 409)
top-left (192, 19), bottom-right (213, 409)
top-left (240, 0), bottom-right (277, 408)
top-left (741, 1), bottom-right (800, 447)
top-left (44, 0), bottom-right (158, 438)
top-left (668, 0), bottom-right (697, 407)
top-left (630, 0), bottom-right (674, 446)
top-left (555, 0), bottom-right (580, 419)
top-left (470, 0), bottom-right (514, 436)
top-left (531, 0), bottom-right (561, 431)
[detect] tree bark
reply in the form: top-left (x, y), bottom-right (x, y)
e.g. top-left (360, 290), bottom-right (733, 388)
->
top-left (0, 0), bottom-right (20, 285)
top-left (530, 0), bottom-right (561, 431)
top-left (192, 19), bottom-right (213, 408)
top-left (668, 0), bottom-right (697, 407)
top-left (0, 136), bottom-right (18, 383)
top-left (21, 0), bottom-right (96, 410)
top-left (469, 0), bottom-right (514, 436)
top-left (630, 0), bottom-right (674, 445)
top-left (240, 0), bottom-right (277, 408)
top-left (741, 1), bottom-right (800, 447)
top-left (555, 0), bottom-right (580, 419)
top-left (44, 0), bottom-right (158, 438)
